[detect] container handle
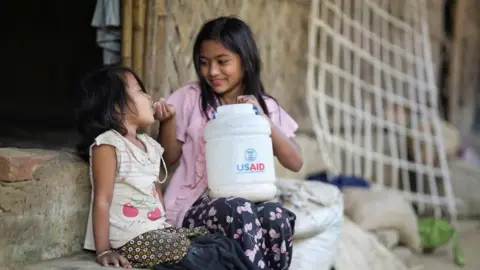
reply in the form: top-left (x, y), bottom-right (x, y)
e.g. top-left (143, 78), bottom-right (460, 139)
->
top-left (253, 106), bottom-right (259, 115)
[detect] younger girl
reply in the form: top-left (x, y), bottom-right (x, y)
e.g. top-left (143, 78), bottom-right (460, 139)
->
top-left (158, 17), bottom-right (303, 270)
top-left (76, 66), bottom-right (253, 269)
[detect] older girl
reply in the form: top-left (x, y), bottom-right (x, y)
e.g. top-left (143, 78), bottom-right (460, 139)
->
top-left (157, 17), bottom-right (303, 270)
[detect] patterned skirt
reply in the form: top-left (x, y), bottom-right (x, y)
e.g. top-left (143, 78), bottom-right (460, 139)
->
top-left (183, 196), bottom-right (296, 270)
top-left (115, 226), bottom-right (209, 268)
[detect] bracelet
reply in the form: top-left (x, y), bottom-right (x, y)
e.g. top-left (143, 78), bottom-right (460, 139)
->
top-left (96, 249), bottom-right (113, 258)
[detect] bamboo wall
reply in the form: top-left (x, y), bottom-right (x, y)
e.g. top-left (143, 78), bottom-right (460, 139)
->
top-left (120, 0), bottom-right (480, 136)
top-left (121, 0), bottom-right (311, 134)
top-left (162, 0), bottom-right (311, 130)
top-left (121, 0), bottom-right (166, 100)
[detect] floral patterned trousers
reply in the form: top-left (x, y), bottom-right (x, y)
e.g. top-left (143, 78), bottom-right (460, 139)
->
top-left (182, 196), bottom-right (296, 270)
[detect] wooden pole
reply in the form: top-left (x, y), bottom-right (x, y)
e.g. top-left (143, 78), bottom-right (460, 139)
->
top-left (121, 0), bottom-right (133, 68)
top-left (143, 0), bottom-right (158, 95)
top-left (142, 0), bottom-right (161, 136)
top-left (447, 0), bottom-right (467, 126)
top-left (154, 0), bottom-right (167, 98)
top-left (148, 0), bottom-right (166, 137)
top-left (132, 0), bottom-right (147, 79)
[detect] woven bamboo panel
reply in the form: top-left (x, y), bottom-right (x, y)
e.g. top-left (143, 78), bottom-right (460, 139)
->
top-left (313, 0), bottom-right (459, 119)
top-left (160, 0), bottom-right (310, 126)
top-left (317, 0), bottom-right (438, 117)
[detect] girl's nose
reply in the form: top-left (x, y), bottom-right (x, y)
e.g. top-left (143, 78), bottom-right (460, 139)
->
top-left (209, 64), bottom-right (220, 76)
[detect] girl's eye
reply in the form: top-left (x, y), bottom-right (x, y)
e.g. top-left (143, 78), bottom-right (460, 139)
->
top-left (200, 60), bottom-right (208, 66)
top-left (218, 60), bottom-right (228, 65)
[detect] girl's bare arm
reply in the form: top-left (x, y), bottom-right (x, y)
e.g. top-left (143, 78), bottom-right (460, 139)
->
top-left (267, 118), bottom-right (303, 172)
top-left (158, 117), bottom-right (183, 166)
top-left (155, 183), bottom-right (166, 209)
top-left (91, 144), bottom-right (117, 254)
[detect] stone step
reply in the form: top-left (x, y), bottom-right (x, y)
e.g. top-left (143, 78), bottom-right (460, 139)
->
top-left (0, 148), bottom-right (90, 267)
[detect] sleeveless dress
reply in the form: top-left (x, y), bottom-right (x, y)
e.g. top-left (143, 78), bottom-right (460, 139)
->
top-left (83, 130), bottom-right (209, 268)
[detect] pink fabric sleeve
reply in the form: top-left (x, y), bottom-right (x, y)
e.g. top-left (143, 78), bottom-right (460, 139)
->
top-left (166, 84), bottom-right (195, 142)
top-left (266, 98), bottom-right (299, 138)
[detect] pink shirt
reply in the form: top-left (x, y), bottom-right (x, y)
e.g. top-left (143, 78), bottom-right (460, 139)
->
top-left (164, 82), bottom-right (299, 226)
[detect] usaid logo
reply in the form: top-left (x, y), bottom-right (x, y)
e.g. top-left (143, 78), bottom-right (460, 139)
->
top-left (236, 148), bottom-right (265, 173)
top-left (245, 148), bottom-right (257, 162)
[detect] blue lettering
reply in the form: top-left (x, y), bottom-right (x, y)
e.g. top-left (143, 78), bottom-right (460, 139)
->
top-left (236, 164), bottom-right (249, 172)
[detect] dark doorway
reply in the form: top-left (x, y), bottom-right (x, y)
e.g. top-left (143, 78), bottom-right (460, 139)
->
top-left (0, 0), bottom-right (103, 149)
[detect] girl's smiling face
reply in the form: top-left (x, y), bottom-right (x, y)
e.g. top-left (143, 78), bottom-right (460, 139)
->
top-left (124, 72), bottom-right (155, 126)
top-left (199, 40), bottom-right (243, 97)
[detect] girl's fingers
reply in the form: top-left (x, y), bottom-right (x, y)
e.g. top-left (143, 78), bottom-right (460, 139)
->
top-left (156, 106), bottom-right (163, 119)
top-left (118, 256), bottom-right (131, 268)
top-left (156, 102), bottom-right (164, 118)
top-left (243, 99), bottom-right (255, 105)
top-left (112, 258), bottom-right (120, 267)
top-left (154, 102), bottom-right (163, 118)
top-left (162, 103), bottom-right (168, 117)
top-left (166, 105), bottom-right (173, 117)
top-left (237, 95), bottom-right (258, 104)
top-left (238, 98), bottom-right (248, 104)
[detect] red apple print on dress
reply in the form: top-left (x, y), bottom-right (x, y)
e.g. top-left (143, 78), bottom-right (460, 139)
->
top-left (122, 203), bottom-right (139, 218)
top-left (147, 207), bottom-right (162, 221)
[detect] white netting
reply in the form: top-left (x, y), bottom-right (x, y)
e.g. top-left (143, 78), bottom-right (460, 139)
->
top-left (306, 0), bottom-right (457, 220)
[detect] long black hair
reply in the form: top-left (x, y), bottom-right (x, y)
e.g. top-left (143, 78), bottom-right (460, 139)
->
top-left (75, 66), bottom-right (146, 161)
top-left (193, 16), bottom-right (275, 119)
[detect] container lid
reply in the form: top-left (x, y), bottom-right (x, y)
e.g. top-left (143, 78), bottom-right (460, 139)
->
top-left (204, 103), bottom-right (271, 140)
top-left (215, 104), bottom-right (255, 120)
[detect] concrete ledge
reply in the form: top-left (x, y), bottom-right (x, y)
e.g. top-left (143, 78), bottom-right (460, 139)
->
top-left (21, 252), bottom-right (142, 270)
top-left (0, 150), bottom-right (90, 267)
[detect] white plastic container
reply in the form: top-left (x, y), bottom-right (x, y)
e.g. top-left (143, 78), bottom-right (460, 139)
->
top-left (204, 103), bottom-right (277, 202)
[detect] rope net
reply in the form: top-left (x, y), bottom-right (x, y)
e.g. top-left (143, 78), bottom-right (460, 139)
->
top-left (306, 0), bottom-right (457, 220)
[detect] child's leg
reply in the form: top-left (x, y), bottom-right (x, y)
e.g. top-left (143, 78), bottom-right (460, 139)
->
top-left (115, 227), bottom-right (207, 268)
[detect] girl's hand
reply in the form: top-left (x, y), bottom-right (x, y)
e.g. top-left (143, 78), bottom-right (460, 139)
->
top-left (154, 98), bottom-right (176, 122)
top-left (236, 95), bottom-right (265, 116)
top-left (96, 250), bottom-right (132, 268)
